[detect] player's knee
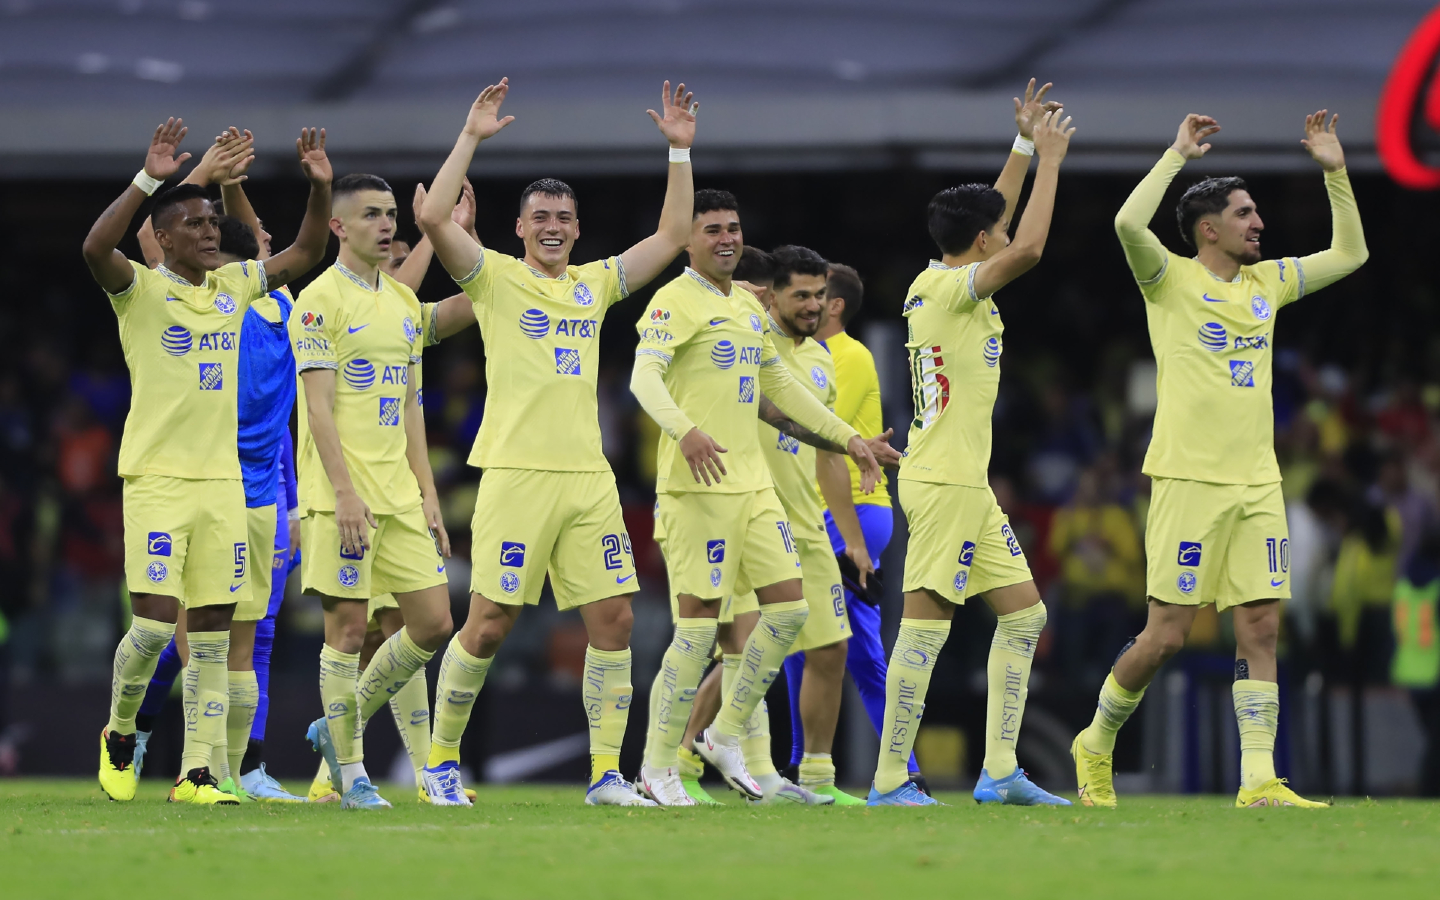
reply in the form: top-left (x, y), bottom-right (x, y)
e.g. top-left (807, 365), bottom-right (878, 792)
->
top-left (1152, 626), bottom-right (1187, 661)
top-left (410, 610), bottom-right (453, 651)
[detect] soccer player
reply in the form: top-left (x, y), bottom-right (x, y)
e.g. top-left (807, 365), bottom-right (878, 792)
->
top-left (869, 101), bottom-right (1076, 807)
top-left (86, 118), bottom-right (332, 804)
top-left (414, 78), bottom-right (697, 807)
top-left (632, 189), bottom-right (882, 805)
top-left (1071, 111), bottom-right (1367, 809)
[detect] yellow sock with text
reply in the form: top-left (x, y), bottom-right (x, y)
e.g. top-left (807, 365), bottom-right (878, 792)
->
top-left (874, 618), bottom-right (948, 793)
top-left (983, 603), bottom-right (1047, 779)
top-left (584, 646), bottom-right (632, 784)
top-left (107, 616), bottom-right (175, 735)
top-left (1081, 671), bottom-right (1146, 755)
top-left (357, 628), bottom-right (434, 721)
top-left (645, 618), bottom-right (716, 769)
top-left (318, 644), bottom-right (361, 765)
top-left (225, 670), bottom-right (259, 781)
top-left (181, 632), bottom-right (230, 776)
top-left (715, 600), bottom-right (808, 737)
top-left (428, 635), bottom-right (492, 767)
top-left (388, 669), bottom-right (431, 778)
top-left (1233, 680), bottom-right (1279, 790)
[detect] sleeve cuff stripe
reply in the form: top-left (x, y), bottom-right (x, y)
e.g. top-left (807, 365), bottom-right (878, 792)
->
top-left (297, 360), bottom-right (338, 372)
top-left (1136, 258), bottom-right (1168, 286)
top-left (636, 348), bottom-right (673, 363)
top-left (456, 250), bottom-right (485, 286)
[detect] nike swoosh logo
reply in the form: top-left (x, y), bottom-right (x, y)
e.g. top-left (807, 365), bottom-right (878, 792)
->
top-left (348, 324), bottom-right (369, 333)
top-left (990, 308), bottom-right (999, 315)
top-left (709, 317), bottom-right (726, 325)
top-left (1202, 294), bottom-right (1225, 303)
top-left (1270, 578), bottom-right (1286, 588)
top-left (616, 574), bottom-right (635, 584)
top-left (437, 564), bottom-right (446, 573)
top-left (229, 582), bottom-right (246, 593)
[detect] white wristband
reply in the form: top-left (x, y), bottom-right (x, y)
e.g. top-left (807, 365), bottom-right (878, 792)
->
top-left (668, 146), bottom-right (691, 164)
top-left (133, 169), bottom-right (164, 196)
top-left (1011, 135), bottom-right (1035, 158)
top-left (287, 507), bottom-right (301, 521)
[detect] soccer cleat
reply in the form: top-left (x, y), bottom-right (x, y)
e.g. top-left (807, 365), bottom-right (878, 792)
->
top-left (812, 785), bottom-right (867, 806)
top-left (1235, 778), bottom-right (1330, 808)
top-left (677, 746), bottom-right (722, 805)
top-left (305, 717), bottom-right (342, 798)
top-left (341, 775), bottom-right (392, 810)
top-left (133, 730), bottom-right (151, 779)
top-left (586, 771), bottom-right (658, 806)
top-left (308, 770), bottom-right (340, 803)
top-left (867, 781), bottom-right (939, 806)
top-left (240, 764), bottom-right (306, 802)
top-left (168, 767), bottom-right (240, 805)
top-left (420, 761), bottom-right (472, 807)
top-left (973, 768), bottom-right (1072, 806)
top-left (693, 726), bottom-right (763, 800)
top-left (216, 775), bottom-right (253, 802)
top-left (639, 764), bottom-right (697, 806)
top-left (98, 729), bottom-right (138, 802)
top-left (418, 783), bottom-right (479, 803)
top-left (749, 777), bottom-right (835, 806)
top-left (1071, 734), bottom-right (1117, 808)
top-left (909, 771), bottom-right (932, 797)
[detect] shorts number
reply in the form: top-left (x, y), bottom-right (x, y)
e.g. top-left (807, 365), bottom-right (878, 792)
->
top-left (776, 521), bottom-right (796, 555)
top-left (233, 542), bottom-right (247, 578)
top-left (1266, 537), bottom-right (1289, 574)
top-left (602, 533), bottom-right (633, 571)
top-left (831, 584), bottom-right (844, 617)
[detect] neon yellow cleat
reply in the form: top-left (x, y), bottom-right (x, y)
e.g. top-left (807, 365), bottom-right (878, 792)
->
top-left (676, 746), bottom-right (722, 805)
top-left (169, 768), bottom-right (240, 805)
top-left (811, 785), bottom-right (867, 806)
top-left (1236, 778), bottom-right (1330, 808)
top-left (98, 729), bottom-right (138, 802)
top-left (1071, 734), bottom-right (1117, 809)
top-left (216, 776), bottom-right (253, 802)
top-left (308, 770), bottom-right (341, 803)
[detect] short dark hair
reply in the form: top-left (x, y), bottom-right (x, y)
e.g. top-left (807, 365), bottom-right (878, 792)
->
top-left (151, 183), bottom-right (211, 230)
top-left (216, 215), bottom-right (259, 260)
top-left (733, 246), bottom-right (774, 285)
top-left (694, 188), bottom-right (738, 218)
top-left (770, 245), bottom-right (829, 292)
top-left (927, 184), bottom-right (1006, 255)
top-left (333, 173), bottom-right (393, 202)
top-left (1176, 176), bottom-right (1248, 248)
top-left (827, 263), bottom-right (864, 324)
top-left (519, 178), bottom-right (577, 216)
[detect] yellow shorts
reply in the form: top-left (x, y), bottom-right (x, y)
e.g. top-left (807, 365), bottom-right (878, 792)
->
top-left (657, 488), bottom-right (801, 600)
top-left (123, 475), bottom-right (247, 608)
top-left (367, 593), bottom-right (400, 631)
top-left (236, 504), bottom-right (278, 623)
top-left (657, 526), bottom-right (759, 627)
top-left (470, 468), bottom-right (638, 610)
top-left (790, 537), bottom-right (848, 652)
top-left (300, 505), bottom-right (446, 600)
top-left (1145, 478), bottom-right (1290, 611)
top-left (899, 480), bottom-right (1031, 605)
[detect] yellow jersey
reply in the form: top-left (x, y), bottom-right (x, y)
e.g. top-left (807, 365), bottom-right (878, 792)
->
top-left (1137, 252), bottom-right (1301, 485)
top-left (108, 259), bottom-right (268, 480)
top-left (637, 268), bottom-right (781, 495)
top-left (898, 261), bottom-right (1002, 488)
top-left (822, 330), bottom-right (890, 509)
top-left (455, 249), bottom-right (627, 472)
top-left (291, 264), bottom-right (424, 515)
top-left (759, 327), bottom-right (836, 542)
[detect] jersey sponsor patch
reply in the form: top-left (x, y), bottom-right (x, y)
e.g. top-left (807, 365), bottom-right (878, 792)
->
top-left (147, 532), bottom-right (172, 556)
top-left (214, 293), bottom-right (237, 315)
top-left (1177, 541), bottom-right (1202, 566)
top-left (555, 347), bottom-right (581, 376)
top-left (500, 541), bottom-right (526, 567)
top-left (340, 543), bottom-right (364, 561)
top-left (343, 359), bottom-right (376, 390)
top-left (520, 309), bottom-right (549, 339)
top-left (777, 432), bottom-right (800, 454)
top-left (1230, 360), bottom-right (1256, 387)
top-left (1198, 322), bottom-right (1227, 352)
top-left (982, 336), bottom-right (1002, 368)
top-left (810, 365), bottom-right (828, 388)
top-left (650, 308), bottom-right (671, 323)
top-left (1251, 295), bottom-right (1272, 320)
top-left (574, 282), bottom-right (595, 307)
top-left (738, 375), bottom-right (755, 403)
top-left (198, 362), bottom-right (223, 390)
top-left (706, 539), bottom-right (726, 563)
top-left (639, 327), bottom-right (673, 344)
top-left (1177, 571), bottom-right (1197, 594)
top-left (1233, 333), bottom-right (1269, 351)
top-left (958, 540), bottom-right (976, 567)
top-left (161, 326), bottom-right (193, 356)
top-left (338, 565), bottom-right (359, 588)
top-left (711, 340), bottom-right (736, 369)
top-left (378, 397), bottom-right (401, 425)
top-left (300, 311), bottom-right (324, 330)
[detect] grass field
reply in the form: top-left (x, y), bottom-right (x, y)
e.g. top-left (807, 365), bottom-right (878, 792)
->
top-left (1, 780), bottom-right (1437, 899)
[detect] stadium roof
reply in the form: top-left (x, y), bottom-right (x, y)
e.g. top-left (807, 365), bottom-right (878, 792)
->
top-left (0, 0), bottom-right (1432, 176)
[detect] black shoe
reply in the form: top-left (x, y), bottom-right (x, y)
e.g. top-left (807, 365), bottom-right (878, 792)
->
top-left (908, 771), bottom-right (932, 797)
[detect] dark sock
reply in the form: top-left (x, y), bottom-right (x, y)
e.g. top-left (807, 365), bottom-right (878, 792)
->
top-left (239, 738), bottom-right (264, 776)
top-left (135, 712), bottom-right (156, 734)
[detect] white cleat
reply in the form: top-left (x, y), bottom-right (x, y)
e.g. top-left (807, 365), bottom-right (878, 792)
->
top-left (420, 761), bottom-right (473, 807)
top-left (694, 726), bottom-right (763, 800)
top-left (748, 777), bottom-right (835, 806)
top-left (586, 771), bottom-right (658, 806)
top-left (639, 764), bottom-right (697, 806)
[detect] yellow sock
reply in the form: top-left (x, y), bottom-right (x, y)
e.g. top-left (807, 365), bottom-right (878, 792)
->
top-left (799, 753), bottom-right (835, 788)
top-left (428, 635), bottom-right (491, 767)
top-left (225, 670), bottom-right (259, 781)
top-left (318, 644), bottom-right (361, 765)
top-left (583, 645), bottom-right (632, 784)
top-left (107, 616), bottom-right (175, 735)
top-left (742, 700), bottom-right (778, 777)
top-left (181, 631), bottom-right (229, 775)
top-left (875, 618), bottom-right (948, 793)
top-left (1233, 679), bottom-right (1279, 790)
top-left (358, 627), bottom-right (434, 721)
top-left (715, 600), bottom-right (808, 737)
top-left (387, 669), bottom-right (431, 779)
top-left (1081, 671), bottom-right (1146, 755)
top-left (677, 745), bottom-right (705, 779)
top-left (646, 618), bottom-right (716, 768)
top-left (983, 603), bottom-right (1047, 779)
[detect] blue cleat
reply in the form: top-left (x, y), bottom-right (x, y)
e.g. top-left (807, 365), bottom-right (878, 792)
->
top-left (585, 771), bottom-right (657, 807)
top-left (240, 763), bottom-right (306, 802)
top-left (134, 731), bottom-right (151, 779)
top-left (867, 781), bottom-right (941, 806)
top-left (973, 768), bottom-right (1072, 806)
top-left (306, 717), bottom-right (342, 797)
top-left (420, 761), bottom-right (472, 807)
top-left (341, 775), bottom-right (392, 810)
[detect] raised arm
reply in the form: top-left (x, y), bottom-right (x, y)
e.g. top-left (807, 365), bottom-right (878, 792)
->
top-left (262, 128), bottom-right (334, 289)
top-left (83, 118), bottom-right (191, 294)
top-left (431, 293), bottom-right (477, 339)
top-left (972, 109), bottom-right (1075, 300)
top-left (617, 81), bottom-right (696, 292)
top-left (420, 80), bottom-right (514, 281)
top-left (1294, 110), bottom-right (1369, 294)
top-left (397, 179), bottom-right (478, 292)
top-left (403, 364), bottom-right (450, 558)
top-left (1115, 114), bottom-right (1218, 283)
top-left (994, 79), bottom-right (1061, 224)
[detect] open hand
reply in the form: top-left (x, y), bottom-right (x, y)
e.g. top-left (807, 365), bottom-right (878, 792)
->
top-left (647, 80), bottom-right (697, 149)
top-left (334, 489), bottom-right (376, 559)
top-left (847, 434), bottom-right (881, 495)
top-left (296, 127), bottom-right (331, 185)
top-left (1302, 109), bottom-right (1345, 173)
top-left (464, 78), bottom-right (516, 141)
top-left (1034, 108), bottom-right (1076, 162)
top-left (680, 427), bottom-right (727, 486)
top-left (1171, 113), bottom-right (1220, 160)
top-left (144, 117), bottom-right (190, 181)
top-left (1013, 79), bottom-right (1061, 140)
top-left (214, 128), bottom-right (256, 185)
top-left (865, 428), bottom-right (902, 468)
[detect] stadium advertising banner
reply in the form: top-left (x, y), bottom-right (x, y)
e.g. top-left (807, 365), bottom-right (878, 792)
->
top-left (1380, 4), bottom-right (1440, 188)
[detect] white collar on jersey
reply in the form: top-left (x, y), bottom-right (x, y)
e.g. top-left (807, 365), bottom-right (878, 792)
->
top-left (684, 267), bottom-right (731, 298)
top-left (335, 261), bottom-right (381, 292)
top-left (524, 262), bottom-right (570, 281)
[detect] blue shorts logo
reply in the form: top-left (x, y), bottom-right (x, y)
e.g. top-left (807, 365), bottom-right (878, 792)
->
top-left (555, 347), bottom-right (581, 375)
top-left (161, 326), bottom-right (193, 356)
top-left (499, 541), bottom-right (526, 567)
top-left (147, 532), bottom-right (172, 556)
top-left (520, 309), bottom-right (549, 339)
top-left (146, 561), bottom-right (168, 583)
top-left (706, 539), bottom-right (726, 563)
top-left (1177, 541), bottom-right (1202, 566)
top-left (214, 293), bottom-right (237, 315)
top-left (500, 572), bottom-right (520, 594)
top-left (1000, 524), bottom-right (1022, 557)
top-left (738, 375), bottom-right (755, 403)
top-left (711, 340), bottom-right (736, 369)
top-left (953, 570), bottom-right (969, 593)
top-left (810, 366), bottom-right (827, 388)
top-left (710, 567), bottom-right (722, 587)
top-left (958, 540), bottom-right (976, 567)
top-left (378, 397), bottom-right (401, 425)
top-left (1177, 571), bottom-right (1197, 594)
top-left (340, 543), bottom-right (364, 561)
top-left (1251, 295), bottom-right (1271, 320)
top-left (1198, 322), bottom-right (1227, 352)
top-left (338, 565), bottom-right (359, 588)
top-left (573, 283), bottom-right (595, 307)
top-left (343, 358), bottom-right (375, 390)
top-left (1230, 360), bottom-right (1255, 387)
top-left (198, 362), bottom-right (223, 391)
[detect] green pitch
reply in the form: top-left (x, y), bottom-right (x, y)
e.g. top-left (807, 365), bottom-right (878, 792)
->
top-left (1, 780), bottom-right (1436, 899)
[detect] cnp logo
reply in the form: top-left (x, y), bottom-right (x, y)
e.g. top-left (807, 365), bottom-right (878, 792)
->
top-left (1378, 6), bottom-right (1440, 188)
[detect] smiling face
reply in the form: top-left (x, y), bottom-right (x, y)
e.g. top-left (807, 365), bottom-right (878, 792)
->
top-left (329, 189), bottom-right (398, 266)
top-left (772, 273), bottom-right (827, 338)
top-left (155, 197), bottom-right (221, 272)
top-left (516, 192), bottom-right (578, 269)
top-left (1198, 189), bottom-right (1264, 265)
top-left (688, 208), bottom-right (743, 284)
